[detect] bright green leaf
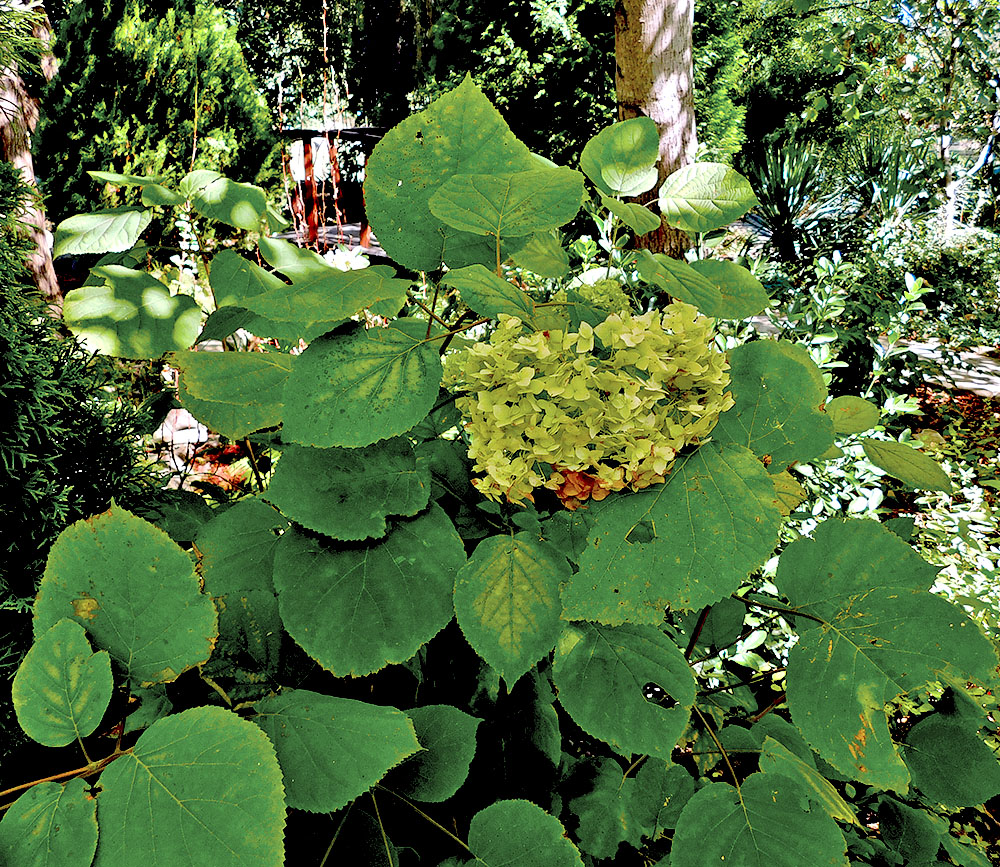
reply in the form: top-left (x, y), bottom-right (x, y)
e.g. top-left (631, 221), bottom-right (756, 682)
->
top-left (63, 266), bottom-right (202, 358)
top-left (365, 76), bottom-right (539, 270)
top-left (194, 306), bottom-right (252, 343)
top-left (273, 505), bottom-right (465, 676)
top-left (12, 619), bottom-right (112, 747)
top-left (779, 519), bottom-right (998, 789)
top-left (759, 736), bottom-right (859, 825)
top-left (385, 704), bottom-right (482, 802)
top-left (265, 439), bottom-right (431, 541)
top-left (511, 232), bottom-right (570, 277)
top-left (53, 207), bottom-right (152, 257)
top-left (563, 443), bottom-right (781, 623)
top-left (172, 349), bottom-right (293, 439)
top-left (93, 707), bottom-right (285, 867)
top-left (0, 779), bottom-right (98, 867)
top-left (635, 249), bottom-right (723, 313)
top-left (87, 170), bottom-right (162, 187)
top-left (688, 259), bottom-right (771, 319)
top-left (141, 183), bottom-right (185, 207)
top-left (34, 506), bottom-right (218, 687)
top-left (468, 800), bottom-right (583, 867)
top-left (658, 162), bottom-right (759, 233)
top-left (179, 169), bottom-right (266, 231)
top-left (825, 395), bottom-right (880, 434)
top-left (670, 774), bottom-right (849, 866)
top-left (210, 249), bottom-right (286, 308)
top-left (904, 714), bottom-right (1000, 807)
top-left (454, 533), bottom-right (567, 685)
top-left (428, 167), bottom-right (584, 238)
top-left (244, 264), bottom-right (410, 342)
top-left (281, 319), bottom-right (443, 448)
top-left (252, 688), bottom-right (420, 812)
top-left (861, 439), bottom-right (952, 491)
top-left (441, 264), bottom-right (535, 323)
top-left (600, 193), bottom-right (662, 235)
top-left (580, 117), bottom-right (659, 197)
top-left (258, 236), bottom-right (330, 272)
top-left (552, 622), bottom-right (695, 758)
top-left (713, 340), bottom-right (835, 471)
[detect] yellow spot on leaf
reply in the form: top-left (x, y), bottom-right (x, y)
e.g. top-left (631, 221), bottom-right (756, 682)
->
top-left (72, 595), bottom-right (99, 620)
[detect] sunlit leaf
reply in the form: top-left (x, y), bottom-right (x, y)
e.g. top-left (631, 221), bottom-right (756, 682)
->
top-left (635, 249), bottom-right (722, 313)
top-left (93, 707), bottom-right (286, 867)
top-left (825, 395), bottom-right (880, 434)
top-left (580, 117), bottom-right (659, 197)
top-left (688, 259), bottom-right (771, 319)
top-left (252, 689), bottom-right (420, 812)
top-left (861, 438), bottom-right (952, 491)
top-left (179, 169), bottom-right (266, 231)
top-left (759, 736), bottom-right (859, 825)
top-left (441, 264), bottom-right (535, 323)
top-left (599, 193), bottom-right (662, 235)
top-left (658, 163), bottom-right (759, 233)
top-left (53, 207), bottom-right (152, 257)
top-left (511, 232), bottom-right (570, 277)
top-left (12, 619), bottom-right (112, 747)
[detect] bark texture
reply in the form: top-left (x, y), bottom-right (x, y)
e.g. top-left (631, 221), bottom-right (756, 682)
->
top-left (615, 0), bottom-right (697, 257)
top-left (0, 10), bottom-right (60, 309)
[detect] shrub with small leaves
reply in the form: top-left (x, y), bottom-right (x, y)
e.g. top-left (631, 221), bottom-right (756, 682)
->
top-left (445, 304), bottom-right (734, 506)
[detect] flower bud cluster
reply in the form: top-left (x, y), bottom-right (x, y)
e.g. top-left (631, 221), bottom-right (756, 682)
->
top-left (444, 304), bottom-right (734, 506)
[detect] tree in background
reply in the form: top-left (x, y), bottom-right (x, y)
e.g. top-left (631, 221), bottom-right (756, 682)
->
top-left (693, 0), bottom-right (747, 162)
top-left (0, 1), bottom-right (59, 306)
top-left (34, 0), bottom-right (278, 223)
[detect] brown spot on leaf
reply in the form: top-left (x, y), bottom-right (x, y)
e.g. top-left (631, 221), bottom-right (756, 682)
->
top-left (72, 595), bottom-right (100, 620)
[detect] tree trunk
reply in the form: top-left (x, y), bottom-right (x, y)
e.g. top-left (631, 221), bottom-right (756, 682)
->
top-left (615, 0), bottom-right (697, 258)
top-left (0, 9), bottom-right (60, 310)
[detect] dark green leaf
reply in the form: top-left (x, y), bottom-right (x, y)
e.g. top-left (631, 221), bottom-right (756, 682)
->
top-left (904, 714), bottom-right (1000, 807)
top-left (209, 249), bottom-right (285, 309)
top-left (0, 779), bottom-right (98, 867)
top-left (34, 506), bottom-right (217, 688)
top-left (441, 264), bottom-right (535, 323)
top-left (563, 443), bottom-right (781, 622)
top-left (252, 688), bottom-right (420, 812)
top-left (273, 505), bottom-right (465, 676)
top-left (281, 320), bottom-right (443, 448)
top-left (552, 622), bottom-right (695, 758)
top-left (467, 800), bottom-right (583, 867)
top-left (265, 439), bottom-right (430, 541)
top-left (92, 707), bottom-right (286, 867)
top-left (635, 249), bottom-right (723, 313)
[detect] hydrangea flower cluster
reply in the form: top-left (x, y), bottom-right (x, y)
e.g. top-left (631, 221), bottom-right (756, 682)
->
top-left (554, 278), bottom-right (633, 315)
top-left (444, 303), bottom-right (735, 507)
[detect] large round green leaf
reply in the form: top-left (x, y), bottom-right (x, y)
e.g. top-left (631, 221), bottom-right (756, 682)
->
top-left (562, 443), bottom-right (781, 623)
top-left (273, 505), bottom-right (465, 676)
top-left (552, 622), bottom-right (695, 758)
top-left (713, 340), bottom-right (835, 471)
top-left (384, 704), bottom-right (482, 802)
top-left (0, 779), bottom-right (98, 867)
top-left (93, 707), bottom-right (286, 867)
top-left (252, 688), bottom-right (420, 812)
top-left (209, 248), bottom-right (285, 309)
top-left (12, 619), bottom-right (112, 747)
top-left (658, 162), bottom-right (758, 234)
top-left (62, 266), bottom-right (202, 358)
top-left (511, 232), bottom-right (570, 277)
top-left (281, 320), bottom-right (443, 447)
top-left (265, 439), bottom-right (431, 541)
top-left (825, 395), bottom-right (880, 435)
top-left (779, 519), bottom-right (999, 790)
top-left (579, 117), bottom-right (659, 198)
top-left (34, 506), bottom-right (218, 687)
top-left (454, 533), bottom-right (568, 685)
top-left (688, 259), bottom-right (771, 319)
top-left (53, 207), bottom-right (152, 257)
top-left (172, 349), bottom-right (293, 439)
top-left (428, 167), bottom-right (584, 239)
top-left (670, 774), bottom-right (849, 867)
top-left (468, 800), bottom-right (583, 867)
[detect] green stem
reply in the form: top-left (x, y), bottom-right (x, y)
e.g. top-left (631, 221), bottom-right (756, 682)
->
top-left (376, 786), bottom-right (475, 856)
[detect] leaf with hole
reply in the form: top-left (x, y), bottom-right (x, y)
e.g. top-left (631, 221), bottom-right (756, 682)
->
top-left (34, 506), bottom-right (217, 688)
top-left (92, 707), bottom-right (286, 867)
top-left (12, 619), bottom-right (112, 747)
top-left (552, 622), bottom-right (695, 758)
top-left (252, 689), bottom-right (420, 812)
